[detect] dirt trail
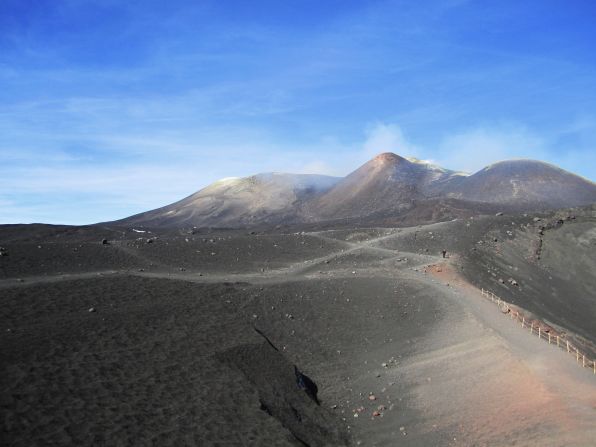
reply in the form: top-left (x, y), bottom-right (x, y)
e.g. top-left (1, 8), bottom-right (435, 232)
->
top-left (403, 257), bottom-right (596, 446)
top-left (0, 228), bottom-right (422, 289)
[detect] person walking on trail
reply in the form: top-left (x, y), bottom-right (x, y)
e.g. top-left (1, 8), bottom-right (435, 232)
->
top-left (441, 249), bottom-right (447, 258)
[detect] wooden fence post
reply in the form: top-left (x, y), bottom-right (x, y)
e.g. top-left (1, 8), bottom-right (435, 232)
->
top-left (538, 327), bottom-right (541, 339)
top-left (522, 317), bottom-right (525, 328)
top-left (548, 333), bottom-right (551, 344)
top-left (576, 348), bottom-right (579, 363)
top-left (583, 355), bottom-right (585, 367)
top-left (557, 335), bottom-right (559, 347)
top-left (567, 340), bottom-right (570, 353)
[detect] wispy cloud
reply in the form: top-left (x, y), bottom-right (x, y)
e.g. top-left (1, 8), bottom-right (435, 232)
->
top-left (1, 119), bottom-right (595, 224)
top-left (362, 123), bottom-right (422, 159)
top-left (435, 126), bottom-right (548, 173)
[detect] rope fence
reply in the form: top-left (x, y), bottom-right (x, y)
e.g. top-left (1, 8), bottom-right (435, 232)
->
top-left (480, 288), bottom-right (596, 375)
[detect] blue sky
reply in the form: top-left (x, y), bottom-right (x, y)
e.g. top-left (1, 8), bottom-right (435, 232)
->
top-left (1, 0), bottom-right (596, 224)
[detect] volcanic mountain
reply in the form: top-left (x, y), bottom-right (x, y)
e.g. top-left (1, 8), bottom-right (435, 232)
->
top-left (310, 153), bottom-right (466, 219)
top-left (114, 153), bottom-right (596, 228)
top-left (443, 159), bottom-right (596, 208)
top-left (120, 173), bottom-right (340, 228)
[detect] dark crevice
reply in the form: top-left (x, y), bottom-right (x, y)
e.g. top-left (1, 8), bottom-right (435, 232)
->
top-left (259, 400), bottom-right (272, 416)
top-left (253, 326), bottom-right (321, 406)
top-left (290, 405), bottom-right (302, 422)
top-left (294, 366), bottom-right (320, 405)
top-left (253, 325), bottom-right (280, 351)
top-left (221, 330), bottom-right (346, 445)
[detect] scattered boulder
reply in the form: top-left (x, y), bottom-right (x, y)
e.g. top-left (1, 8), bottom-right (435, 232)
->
top-left (88, 307), bottom-right (96, 313)
top-left (101, 239), bottom-right (109, 245)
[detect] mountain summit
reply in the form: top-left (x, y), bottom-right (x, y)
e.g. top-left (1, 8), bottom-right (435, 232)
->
top-left (114, 153), bottom-right (596, 227)
top-left (310, 153), bottom-right (465, 219)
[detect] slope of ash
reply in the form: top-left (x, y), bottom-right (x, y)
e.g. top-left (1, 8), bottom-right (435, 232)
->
top-left (459, 206), bottom-right (596, 357)
top-left (2, 207), bottom-right (596, 446)
top-left (370, 205), bottom-right (596, 356)
top-left (445, 159), bottom-right (596, 208)
top-left (308, 153), bottom-right (465, 219)
top-left (116, 173), bottom-right (340, 228)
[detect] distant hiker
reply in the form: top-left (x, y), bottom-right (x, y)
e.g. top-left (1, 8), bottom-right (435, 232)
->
top-left (441, 249), bottom-right (447, 258)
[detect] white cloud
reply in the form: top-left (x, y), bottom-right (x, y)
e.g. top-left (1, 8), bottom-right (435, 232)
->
top-left (298, 160), bottom-right (339, 176)
top-left (362, 123), bottom-right (421, 159)
top-left (435, 126), bottom-right (547, 173)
